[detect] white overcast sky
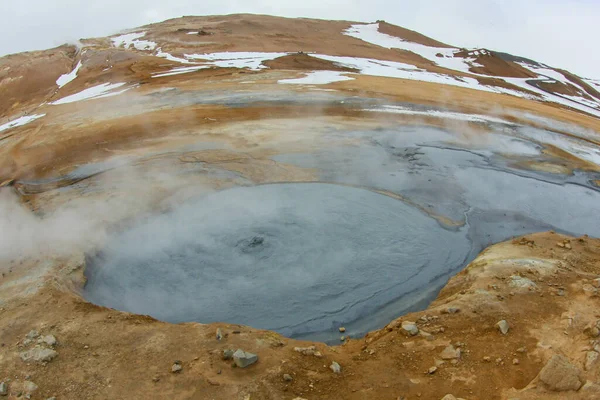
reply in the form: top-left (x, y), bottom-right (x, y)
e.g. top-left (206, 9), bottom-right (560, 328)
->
top-left (1, 0), bottom-right (599, 79)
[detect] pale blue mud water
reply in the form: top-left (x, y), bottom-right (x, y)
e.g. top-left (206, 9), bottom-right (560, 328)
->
top-left (78, 121), bottom-right (600, 342)
top-left (85, 183), bottom-right (470, 340)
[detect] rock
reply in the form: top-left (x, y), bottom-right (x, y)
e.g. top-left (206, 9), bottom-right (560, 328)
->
top-left (401, 321), bottom-right (419, 336)
top-left (46, 398), bottom-right (57, 400)
top-left (26, 330), bottom-right (39, 340)
top-left (539, 354), bottom-right (583, 391)
top-left (447, 307), bottom-right (460, 314)
top-left (20, 347), bottom-right (58, 363)
top-left (330, 361), bottom-right (342, 374)
top-left (441, 395), bottom-right (457, 400)
top-left (222, 349), bottom-right (234, 360)
top-left (293, 346), bottom-right (322, 357)
top-left (339, 327), bottom-right (346, 333)
top-left (583, 284), bottom-right (598, 297)
top-left (216, 328), bottom-right (223, 341)
top-left (592, 278), bottom-right (600, 289)
top-left (340, 336), bottom-right (346, 341)
top-left (497, 320), bottom-right (510, 335)
top-left (0, 382), bottom-right (7, 396)
top-left (483, 356), bottom-right (491, 362)
top-left (420, 330), bottom-right (434, 341)
top-left (512, 358), bottom-right (520, 365)
top-left (23, 381), bottom-right (37, 394)
top-left (582, 381), bottom-right (600, 393)
top-left (171, 361), bottom-right (182, 373)
top-left (40, 335), bottom-right (57, 347)
top-left (584, 321), bottom-right (600, 338)
top-left (508, 275), bottom-right (537, 289)
top-left (440, 345), bottom-right (461, 360)
top-left (428, 366), bottom-right (437, 374)
top-left (585, 351), bottom-right (599, 371)
top-left (232, 349), bottom-right (258, 368)
top-left (283, 374), bottom-right (293, 382)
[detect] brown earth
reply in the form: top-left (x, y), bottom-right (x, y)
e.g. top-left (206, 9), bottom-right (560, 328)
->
top-left (1, 13), bottom-right (600, 400)
top-left (2, 230), bottom-right (600, 400)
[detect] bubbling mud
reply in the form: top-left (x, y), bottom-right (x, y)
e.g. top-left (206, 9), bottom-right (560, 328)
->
top-left (85, 183), bottom-right (470, 340)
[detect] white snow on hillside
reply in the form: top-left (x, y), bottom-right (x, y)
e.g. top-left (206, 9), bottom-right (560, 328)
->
top-left (0, 114), bottom-right (45, 133)
top-left (56, 61), bottom-right (83, 88)
top-left (112, 32), bottom-right (156, 51)
top-left (362, 105), bottom-right (514, 125)
top-left (155, 48), bottom-right (194, 64)
top-left (343, 23), bottom-right (479, 74)
top-left (185, 52), bottom-right (289, 70)
top-left (51, 83), bottom-right (129, 105)
top-left (153, 65), bottom-right (210, 78)
top-left (278, 71), bottom-right (354, 84)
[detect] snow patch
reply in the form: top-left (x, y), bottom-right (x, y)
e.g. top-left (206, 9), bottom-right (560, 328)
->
top-left (362, 105), bottom-right (515, 125)
top-left (343, 23), bottom-right (479, 74)
top-left (278, 71), bottom-right (354, 85)
top-left (56, 61), bottom-right (82, 88)
top-left (0, 114), bottom-right (45, 133)
top-left (184, 52), bottom-right (289, 70)
top-left (51, 83), bottom-right (129, 105)
top-left (310, 54), bottom-right (493, 92)
top-left (155, 48), bottom-right (194, 64)
top-left (111, 32), bottom-right (156, 51)
top-left (152, 65), bottom-right (210, 78)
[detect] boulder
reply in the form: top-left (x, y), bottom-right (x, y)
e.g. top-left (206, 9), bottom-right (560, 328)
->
top-left (19, 347), bottom-right (58, 363)
top-left (330, 361), bottom-right (342, 374)
top-left (440, 345), bottom-right (461, 360)
top-left (233, 349), bottom-right (258, 368)
top-left (539, 354), bottom-right (583, 391)
top-left (497, 320), bottom-right (510, 335)
top-left (401, 321), bottom-right (419, 336)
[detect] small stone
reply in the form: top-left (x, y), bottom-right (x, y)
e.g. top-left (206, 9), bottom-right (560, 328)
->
top-left (440, 345), bottom-right (461, 360)
top-left (512, 358), bottom-right (520, 365)
top-left (441, 395), bottom-right (458, 400)
top-left (0, 382), bottom-right (7, 396)
top-left (283, 374), bottom-right (293, 382)
top-left (339, 327), bottom-right (346, 333)
top-left (420, 331), bottom-right (434, 341)
top-left (497, 320), bottom-right (510, 335)
top-left (330, 361), bottom-right (341, 374)
top-left (171, 362), bottom-right (182, 373)
top-left (447, 307), bottom-right (460, 314)
top-left (152, 376), bottom-right (160, 382)
top-left (26, 330), bottom-right (39, 340)
top-left (23, 382), bottom-right (37, 394)
top-left (539, 354), bottom-right (583, 391)
top-left (216, 328), bottom-right (223, 341)
top-left (19, 347), bottom-right (58, 363)
top-left (592, 279), bottom-right (600, 289)
top-left (46, 398), bottom-right (56, 400)
top-left (516, 347), bottom-right (526, 353)
top-left (584, 322), bottom-right (600, 338)
top-left (293, 346), bottom-right (321, 357)
top-left (232, 349), bottom-right (258, 368)
top-left (222, 349), bottom-right (234, 360)
top-left (84, 345), bottom-right (89, 349)
top-left (340, 336), bottom-right (346, 341)
top-left (428, 366), bottom-right (437, 374)
top-left (585, 351), bottom-right (599, 371)
top-left (483, 356), bottom-right (491, 362)
top-left (41, 335), bottom-right (56, 347)
top-left (401, 321), bottom-right (419, 336)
